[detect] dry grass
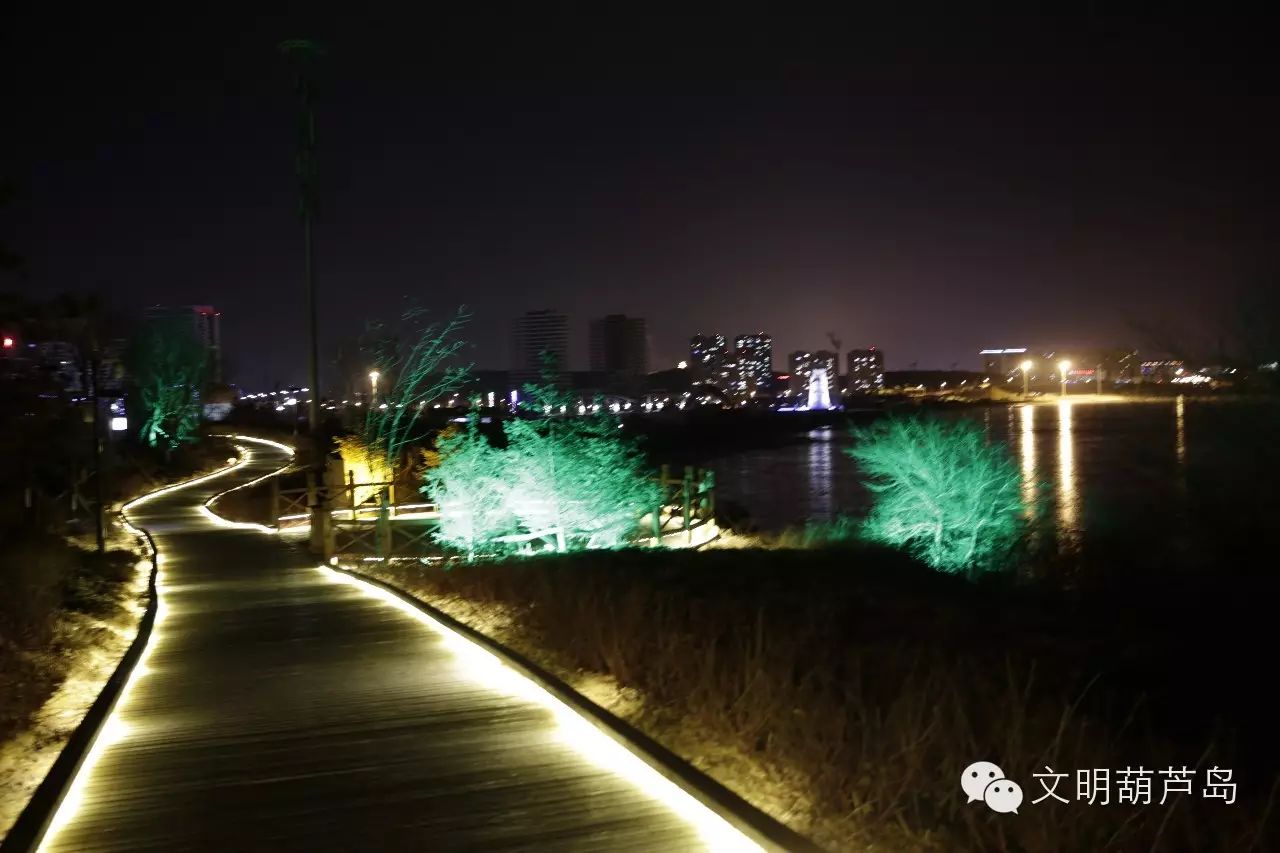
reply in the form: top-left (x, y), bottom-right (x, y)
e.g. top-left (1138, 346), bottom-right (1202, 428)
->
top-left (364, 547), bottom-right (1276, 852)
top-left (0, 529), bottom-right (148, 839)
top-left (0, 435), bottom-right (235, 840)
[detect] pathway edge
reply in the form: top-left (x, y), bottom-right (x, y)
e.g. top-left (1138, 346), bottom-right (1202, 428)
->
top-left (329, 564), bottom-right (826, 853)
top-left (0, 450), bottom-right (253, 853)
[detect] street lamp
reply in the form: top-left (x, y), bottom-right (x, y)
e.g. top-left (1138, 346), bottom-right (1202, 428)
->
top-left (369, 369), bottom-right (380, 402)
top-left (281, 38), bottom-right (329, 556)
top-left (1058, 360), bottom-right (1071, 397)
top-left (1020, 359), bottom-right (1033, 397)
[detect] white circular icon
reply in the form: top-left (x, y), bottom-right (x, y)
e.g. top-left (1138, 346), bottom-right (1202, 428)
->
top-left (983, 778), bottom-right (1023, 814)
top-left (961, 761), bottom-right (1005, 803)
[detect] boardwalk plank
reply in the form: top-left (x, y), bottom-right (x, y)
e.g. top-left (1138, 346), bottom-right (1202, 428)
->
top-left (40, 443), bottom-right (714, 852)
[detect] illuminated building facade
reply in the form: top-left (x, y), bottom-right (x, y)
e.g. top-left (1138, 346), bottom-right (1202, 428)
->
top-left (984, 346), bottom-right (1139, 386)
top-left (847, 347), bottom-right (885, 391)
top-left (733, 333), bottom-right (773, 397)
top-left (1140, 360), bottom-right (1186, 383)
top-left (689, 334), bottom-right (727, 382)
top-left (788, 350), bottom-right (813, 396)
top-left (813, 349), bottom-right (838, 397)
top-left (980, 347), bottom-right (1029, 379)
top-left (511, 309), bottom-right (569, 385)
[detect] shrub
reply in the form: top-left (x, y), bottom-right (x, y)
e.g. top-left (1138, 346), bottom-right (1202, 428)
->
top-left (335, 434), bottom-right (393, 507)
top-left (847, 416), bottom-right (1024, 573)
top-left (426, 408), bottom-right (661, 555)
top-left (501, 414), bottom-right (661, 550)
top-left (424, 418), bottom-right (514, 557)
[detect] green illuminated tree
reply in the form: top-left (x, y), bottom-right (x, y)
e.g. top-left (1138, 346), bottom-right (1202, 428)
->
top-left (363, 305), bottom-right (470, 470)
top-left (501, 408), bottom-right (659, 550)
top-left (502, 358), bottom-right (661, 550)
top-left (127, 319), bottom-right (207, 451)
top-left (424, 356), bottom-right (660, 556)
top-left (847, 417), bottom-right (1024, 574)
top-left (424, 416), bottom-right (513, 558)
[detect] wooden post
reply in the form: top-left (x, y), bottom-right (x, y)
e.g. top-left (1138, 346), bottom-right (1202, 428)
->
top-left (306, 469), bottom-right (317, 520)
top-left (683, 465), bottom-right (693, 544)
top-left (378, 487), bottom-right (392, 559)
top-left (323, 510), bottom-right (335, 559)
top-left (653, 464), bottom-right (669, 546)
top-left (270, 476), bottom-right (280, 528)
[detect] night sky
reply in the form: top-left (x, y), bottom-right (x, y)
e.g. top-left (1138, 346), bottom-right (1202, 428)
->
top-left (3, 7), bottom-right (1276, 388)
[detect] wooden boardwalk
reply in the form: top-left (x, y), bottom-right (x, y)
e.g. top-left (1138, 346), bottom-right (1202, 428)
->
top-left (37, 440), bottom-right (735, 852)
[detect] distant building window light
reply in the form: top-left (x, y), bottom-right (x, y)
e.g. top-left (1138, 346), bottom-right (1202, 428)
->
top-left (110, 416), bottom-right (128, 432)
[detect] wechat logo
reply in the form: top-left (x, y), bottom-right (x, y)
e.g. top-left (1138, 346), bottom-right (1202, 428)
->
top-left (962, 761), bottom-right (1023, 814)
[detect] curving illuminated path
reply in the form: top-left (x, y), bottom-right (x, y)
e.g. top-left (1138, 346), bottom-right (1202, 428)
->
top-left (38, 439), bottom-right (738, 852)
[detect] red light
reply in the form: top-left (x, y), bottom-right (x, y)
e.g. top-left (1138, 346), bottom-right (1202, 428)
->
top-left (2, 336), bottom-right (14, 349)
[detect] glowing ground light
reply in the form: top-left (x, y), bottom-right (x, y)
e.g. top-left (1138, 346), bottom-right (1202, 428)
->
top-left (318, 568), bottom-right (761, 852)
top-left (44, 435), bottom-right (755, 851)
top-left (36, 448), bottom-right (261, 851)
top-left (198, 438), bottom-right (297, 532)
top-left (191, 439), bottom-right (755, 849)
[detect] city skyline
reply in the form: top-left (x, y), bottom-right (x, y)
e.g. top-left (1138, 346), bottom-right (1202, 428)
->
top-left (4, 10), bottom-right (1275, 389)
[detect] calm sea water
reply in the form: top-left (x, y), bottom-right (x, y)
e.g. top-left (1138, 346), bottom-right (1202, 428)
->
top-left (708, 398), bottom-right (1279, 563)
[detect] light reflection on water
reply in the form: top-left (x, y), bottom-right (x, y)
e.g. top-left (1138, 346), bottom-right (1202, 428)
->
top-left (1175, 395), bottom-right (1187, 470)
top-left (705, 399), bottom-right (1263, 556)
top-left (1056, 401), bottom-right (1080, 550)
top-left (1019, 404), bottom-right (1036, 520)
top-left (806, 427), bottom-right (834, 522)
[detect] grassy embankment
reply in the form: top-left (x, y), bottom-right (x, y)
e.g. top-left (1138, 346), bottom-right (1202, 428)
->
top-left (0, 439), bottom-right (237, 837)
top-left (359, 544), bottom-right (1277, 852)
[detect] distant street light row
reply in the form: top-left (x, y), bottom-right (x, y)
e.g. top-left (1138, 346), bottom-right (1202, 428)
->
top-left (1019, 358), bottom-right (1074, 397)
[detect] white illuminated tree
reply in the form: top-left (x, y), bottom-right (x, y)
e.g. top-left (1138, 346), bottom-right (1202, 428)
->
top-left (424, 417), bottom-right (512, 558)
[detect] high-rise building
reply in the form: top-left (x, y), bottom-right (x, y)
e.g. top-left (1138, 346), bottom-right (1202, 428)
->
top-left (689, 334), bottom-right (727, 382)
top-left (145, 305), bottom-right (223, 381)
top-left (847, 347), bottom-right (885, 391)
top-left (734, 333), bottom-right (773, 397)
top-left (788, 350), bottom-right (813, 396)
top-left (813, 349), bottom-right (838, 397)
top-left (511, 309), bottom-right (569, 385)
top-left (790, 349), bottom-right (837, 400)
top-left (589, 314), bottom-right (648, 376)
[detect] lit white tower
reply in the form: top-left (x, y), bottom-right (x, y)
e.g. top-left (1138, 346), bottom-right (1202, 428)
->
top-left (807, 365), bottom-right (832, 410)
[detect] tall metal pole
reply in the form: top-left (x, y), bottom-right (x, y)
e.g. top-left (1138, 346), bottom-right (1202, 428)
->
top-left (281, 39), bottom-right (329, 554)
top-left (89, 350), bottom-right (104, 553)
